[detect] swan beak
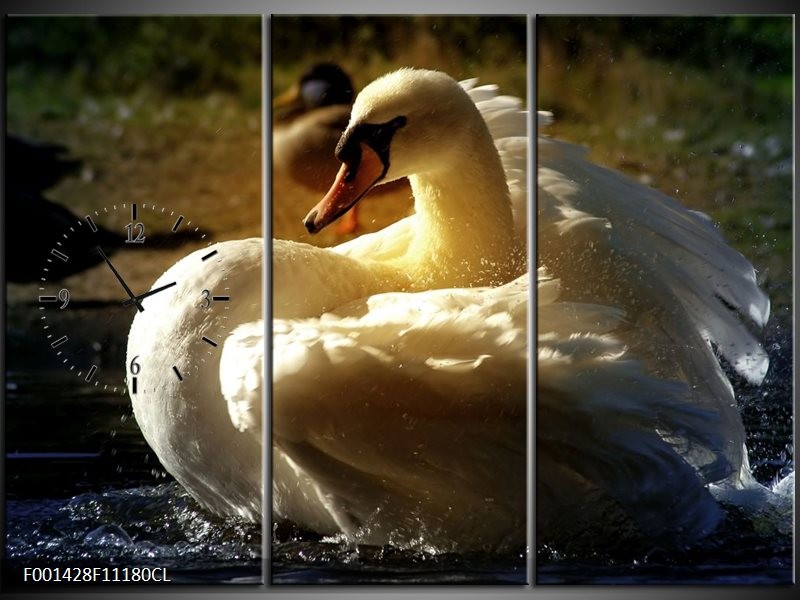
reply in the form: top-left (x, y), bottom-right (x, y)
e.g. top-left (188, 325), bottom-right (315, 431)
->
top-left (303, 142), bottom-right (384, 234)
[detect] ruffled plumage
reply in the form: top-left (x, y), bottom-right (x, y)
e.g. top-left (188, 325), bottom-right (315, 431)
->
top-left (272, 69), bottom-right (529, 551)
top-left (537, 113), bottom-right (775, 548)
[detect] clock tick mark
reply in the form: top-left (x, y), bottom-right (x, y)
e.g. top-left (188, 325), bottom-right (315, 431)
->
top-left (201, 249), bottom-right (218, 261)
top-left (201, 336), bottom-right (218, 347)
top-left (172, 366), bottom-right (183, 381)
top-left (172, 215), bottom-right (185, 232)
top-left (86, 365), bottom-right (98, 382)
top-left (51, 335), bottom-right (68, 348)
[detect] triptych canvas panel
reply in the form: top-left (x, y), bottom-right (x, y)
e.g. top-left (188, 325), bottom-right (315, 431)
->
top-left (2, 12), bottom-right (793, 590)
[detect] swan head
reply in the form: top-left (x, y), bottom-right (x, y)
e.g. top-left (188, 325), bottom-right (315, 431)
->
top-left (303, 69), bottom-right (485, 234)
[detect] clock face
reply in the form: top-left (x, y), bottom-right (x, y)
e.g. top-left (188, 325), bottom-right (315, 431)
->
top-left (37, 202), bottom-right (227, 394)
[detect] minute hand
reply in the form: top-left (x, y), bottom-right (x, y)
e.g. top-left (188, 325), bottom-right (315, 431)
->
top-left (122, 281), bottom-right (177, 307)
top-left (96, 246), bottom-right (144, 312)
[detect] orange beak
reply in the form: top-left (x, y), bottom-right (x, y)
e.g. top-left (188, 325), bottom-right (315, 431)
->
top-left (303, 142), bottom-right (385, 234)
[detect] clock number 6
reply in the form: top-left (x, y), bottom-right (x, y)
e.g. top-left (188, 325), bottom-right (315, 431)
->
top-left (129, 355), bottom-right (141, 394)
top-left (130, 355), bottom-right (141, 375)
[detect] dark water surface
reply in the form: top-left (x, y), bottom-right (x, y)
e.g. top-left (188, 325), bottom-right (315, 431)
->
top-left (271, 534), bottom-right (527, 584)
top-left (3, 370), bottom-right (262, 587)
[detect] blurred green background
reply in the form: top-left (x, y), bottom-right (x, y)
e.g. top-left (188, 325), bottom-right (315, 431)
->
top-left (271, 16), bottom-right (526, 100)
top-left (8, 16), bottom-right (261, 111)
top-left (538, 16), bottom-right (793, 318)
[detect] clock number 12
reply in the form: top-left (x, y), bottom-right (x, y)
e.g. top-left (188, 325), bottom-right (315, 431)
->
top-left (125, 222), bottom-right (146, 244)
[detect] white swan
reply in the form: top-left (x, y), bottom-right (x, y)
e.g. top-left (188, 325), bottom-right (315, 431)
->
top-left (125, 69), bottom-right (529, 550)
top-left (124, 69), bottom-right (778, 555)
top-left (271, 69), bottom-right (529, 551)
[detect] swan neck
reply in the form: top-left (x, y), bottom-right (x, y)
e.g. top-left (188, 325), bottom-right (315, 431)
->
top-left (406, 147), bottom-right (522, 287)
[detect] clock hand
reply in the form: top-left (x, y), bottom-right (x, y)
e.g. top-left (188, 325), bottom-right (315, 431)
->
top-left (122, 281), bottom-right (177, 307)
top-left (95, 245), bottom-right (144, 312)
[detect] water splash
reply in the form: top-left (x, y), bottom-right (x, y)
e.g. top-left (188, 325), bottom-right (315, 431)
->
top-left (6, 483), bottom-right (261, 583)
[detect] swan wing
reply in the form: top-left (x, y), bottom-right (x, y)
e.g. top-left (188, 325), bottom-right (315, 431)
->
top-left (220, 320), bottom-right (264, 442)
top-left (538, 133), bottom-right (769, 484)
top-left (463, 79), bottom-right (528, 239)
top-left (496, 135), bottom-right (527, 239)
top-left (538, 270), bottom-right (725, 544)
top-left (273, 274), bottom-right (528, 550)
top-left (539, 135), bottom-right (769, 380)
top-left (332, 214), bottom-right (417, 262)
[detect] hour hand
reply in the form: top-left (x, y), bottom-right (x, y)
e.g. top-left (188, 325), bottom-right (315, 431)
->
top-left (96, 245), bottom-right (144, 312)
top-left (122, 281), bottom-right (177, 307)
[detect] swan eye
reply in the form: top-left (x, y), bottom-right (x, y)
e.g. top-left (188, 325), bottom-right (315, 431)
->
top-left (335, 115), bottom-right (407, 179)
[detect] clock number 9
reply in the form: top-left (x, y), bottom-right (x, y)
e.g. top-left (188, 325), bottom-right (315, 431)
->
top-left (129, 355), bottom-right (141, 375)
top-left (58, 288), bottom-right (71, 309)
top-left (125, 222), bottom-right (146, 244)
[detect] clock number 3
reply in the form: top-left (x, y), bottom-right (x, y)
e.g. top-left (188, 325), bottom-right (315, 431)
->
top-left (200, 289), bottom-right (212, 309)
top-left (200, 290), bottom-right (229, 310)
top-left (125, 222), bottom-right (146, 244)
top-left (200, 290), bottom-right (231, 310)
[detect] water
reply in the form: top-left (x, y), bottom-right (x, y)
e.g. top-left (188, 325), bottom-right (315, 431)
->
top-left (4, 370), bottom-right (262, 587)
top-left (5, 485), bottom-right (262, 585)
top-left (536, 498), bottom-right (794, 585)
top-left (271, 528), bottom-right (527, 584)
